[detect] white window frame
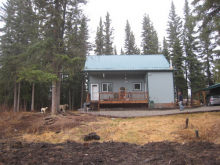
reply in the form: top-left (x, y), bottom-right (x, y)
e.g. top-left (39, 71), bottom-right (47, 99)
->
top-left (133, 82), bottom-right (142, 91)
top-left (102, 83), bottom-right (113, 92)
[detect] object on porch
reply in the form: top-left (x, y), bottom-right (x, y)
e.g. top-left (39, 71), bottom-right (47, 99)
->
top-left (119, 87), bottom-right (126, 100)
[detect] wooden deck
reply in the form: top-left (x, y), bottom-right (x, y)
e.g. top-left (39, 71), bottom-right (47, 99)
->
top-left (87, 92), bottom-right (148, 110)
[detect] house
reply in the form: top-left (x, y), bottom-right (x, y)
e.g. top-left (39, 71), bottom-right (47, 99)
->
top-left (83, 55), bottom-right (176, 110)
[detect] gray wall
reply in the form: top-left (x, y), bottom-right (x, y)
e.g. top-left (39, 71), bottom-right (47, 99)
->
top-left (147, 72), bottom-right (174, 103)
top-left (88, 72), bottom-right (145, 93)
top-left (88, 71), bottom-right (175, 104)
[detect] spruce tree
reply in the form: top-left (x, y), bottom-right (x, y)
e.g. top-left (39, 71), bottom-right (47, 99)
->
top-left (166, 1), bottom-right (186, 97)
top-left (183, 0), bottom-right (205, 98)
top-left (166, 2), bottom-right (182, 51)
top-left (103, 12), bottom-right (114, 55)
top-left (120, 48), bottom-right (125, 55)
top-left (199, 25), bottom-right (216, 86)
top-left (114, 46), bottom-right (117, 55)
top-left (0, 0), bottom-right (88, 112)
top-left (192, 0), bottom-right (220, 48)
top-left (162, 37), bottom-right (170, 61)
top-left (213, 59), bottom-right (220, 83)
top-left (192, 0), bottom-right (219, 85)
top-left (141, 14), bottom-right (159, 54)
top-left (0, 0), bottom-right (38, 112)
top-left (124, 20), bottom-right (139, 55)
top-left (94, 18), bottom-right (104, 55)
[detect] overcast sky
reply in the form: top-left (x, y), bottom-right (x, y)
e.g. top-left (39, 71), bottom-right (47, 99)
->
top-left (0, 0), bottom-right (194, 54)
top-left (83, 0), bottom-right (194, 54)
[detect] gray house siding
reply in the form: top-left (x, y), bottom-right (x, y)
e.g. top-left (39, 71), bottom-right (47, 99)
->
top-left (148, 72), bottom-right (174, 103)
top-left (89, 72), bottom-right (146, 93)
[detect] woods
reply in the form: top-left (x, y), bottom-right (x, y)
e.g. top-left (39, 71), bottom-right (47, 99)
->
top-left (0, 0), bottom-right (219, 112)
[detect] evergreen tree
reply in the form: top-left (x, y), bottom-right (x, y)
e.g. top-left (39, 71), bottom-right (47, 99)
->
top-left (213, 59), bottom-right (220, 83)
top-left (0, 0), bottom-right (88, 113)
top-left (199, 25), bottom-right (216, 86)
top-left (192, 0), bottom-right (220, 49)
top-left (141, 14), bottom-right (159, 54)
top-left (0, 0), bottom-right (38, 112)
top-left (64, 15), bottom-right (90, 109)
top-left (166, 2), bottom-right (186, 96)
top-left (113, 46), bottom-right (117, 55)
top-left (166, 2), bottom-right (182, 51)
top-left (162, 37), bottom-right (170, 61)
top-left (78, 16), bottom-right (90, 57)
top-left (172, 39), bottom-right (186, 93)
top-left (183, 0), bottom-right (206, 103)
top-left (103, 12), bottom-right (114, 55)
top-left (192, 0), bottom-right (219, 85)
top-left (120, 48), bottom-right (125, 55)
top-left (94, 18), bottom-right (104, 55)
top-left (124, 20), bottom-right (139, 55)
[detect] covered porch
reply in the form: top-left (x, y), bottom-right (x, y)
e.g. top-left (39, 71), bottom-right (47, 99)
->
top-left (86, 91), bottom-right (148, 110)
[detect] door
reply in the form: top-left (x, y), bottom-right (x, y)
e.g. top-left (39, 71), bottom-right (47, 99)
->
top-left (91, 84), bottom-right (99, 100)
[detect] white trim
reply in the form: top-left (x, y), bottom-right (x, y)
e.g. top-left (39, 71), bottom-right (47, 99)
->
top-left (91, 84), bottom-right (99, 100)
top-left (133, 82), bottom-right (142, 91)
top-left (102, 83), bottom-right (113, 92)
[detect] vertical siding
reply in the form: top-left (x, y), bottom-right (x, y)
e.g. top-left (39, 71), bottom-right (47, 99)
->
top-left (148, 72), bottom-right (174, 103)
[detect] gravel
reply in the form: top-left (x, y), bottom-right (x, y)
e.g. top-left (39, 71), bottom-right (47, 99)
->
top-left (88, 106), bottom-right (220, 117)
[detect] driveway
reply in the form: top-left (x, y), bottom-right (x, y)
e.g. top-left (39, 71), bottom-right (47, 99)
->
top-left (87, 106), bottom-right (220, 117)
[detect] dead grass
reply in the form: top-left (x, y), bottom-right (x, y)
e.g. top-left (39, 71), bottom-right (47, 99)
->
top-left (1, 110), bottom-right (220, 145)
top-left (19, 111), bottom-right (220, 145)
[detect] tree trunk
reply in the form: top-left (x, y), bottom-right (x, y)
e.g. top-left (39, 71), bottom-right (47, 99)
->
top-left (81, 78), bottom-right (84, 109)
top-left (13, 79), bottom-right (17, 112)
top-left (56, 73), bottom-right (61, 113)
top-left (24, 99), bottom-right (27, 112)
top-left (31, 82), bottom-right (35, 112)
top-left (72, 89), bottom-right (75, 110)
top-left (190, 89), bottom-right (193, 107)
top-left (185, 64), bottom-right (188, 106)
top-left (69, 86), bottom-right (71, 110)
top-left (16, 81), bottom-right (21, 112)
top-left (52, 80), bottom-right (57, 115)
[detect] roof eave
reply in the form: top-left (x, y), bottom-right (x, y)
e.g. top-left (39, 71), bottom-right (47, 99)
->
top-left (82, 68), bottom-right (177, 72)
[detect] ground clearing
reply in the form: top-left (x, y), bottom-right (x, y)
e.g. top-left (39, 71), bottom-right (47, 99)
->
top-left (1, 110), bottom-right (220, 164)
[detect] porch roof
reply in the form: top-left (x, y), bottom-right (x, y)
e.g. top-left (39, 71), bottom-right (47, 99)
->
top-left (83, 55), bottom-right (175, 72)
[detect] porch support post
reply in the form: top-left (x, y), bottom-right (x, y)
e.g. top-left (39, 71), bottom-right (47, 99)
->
top-left (197, 93), bottom-right (200, 106)
top-left (192, 93), bottom-right (194, 106)
top-left (202, 91), bottom-right (206, 105)
top-left (81, 78), bottom-right (84, 109)
top-left (98, 92), bottom-right (100, 110)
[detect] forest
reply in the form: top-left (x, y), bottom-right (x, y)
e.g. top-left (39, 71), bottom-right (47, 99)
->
top-left (0, 0), bottom-right (219, 113)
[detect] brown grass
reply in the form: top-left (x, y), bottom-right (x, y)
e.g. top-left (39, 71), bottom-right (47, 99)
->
top-left (19, 111), bottom-right (220, 145)
top-left (1, 110), bottom-right (220, 145)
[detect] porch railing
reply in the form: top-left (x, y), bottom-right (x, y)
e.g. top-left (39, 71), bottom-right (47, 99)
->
top-left (99, 92), bottom-right (148, 103)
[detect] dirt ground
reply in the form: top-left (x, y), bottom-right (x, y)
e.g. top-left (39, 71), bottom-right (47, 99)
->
top-left (1, 111), bottom-right (220, 165)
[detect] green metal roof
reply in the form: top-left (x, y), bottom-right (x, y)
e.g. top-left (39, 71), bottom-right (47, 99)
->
top-left (83, 55), bottom-right (174, 72)
top-left (193, 83), bottom-right (220, 93)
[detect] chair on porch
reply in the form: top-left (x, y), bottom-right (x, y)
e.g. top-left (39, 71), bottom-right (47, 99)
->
top-left (119, 87), bottom-right (126, 100)
top-left (114, 94), bottom-right (119, 101)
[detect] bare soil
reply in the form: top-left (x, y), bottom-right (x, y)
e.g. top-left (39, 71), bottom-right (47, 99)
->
top-left (1, 111), bottom-right (220, 165)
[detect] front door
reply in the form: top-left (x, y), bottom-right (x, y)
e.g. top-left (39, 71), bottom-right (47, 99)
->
top-left (91, 84), bottom-right (99, 100)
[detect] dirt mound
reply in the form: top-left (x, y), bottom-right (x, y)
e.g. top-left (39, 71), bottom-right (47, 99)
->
top-left (0, 111), bottom-right (98, 139)
top-left (1, 140), bottom-right (220, 164)
top-left (1, 111), bottom-right (220, 164)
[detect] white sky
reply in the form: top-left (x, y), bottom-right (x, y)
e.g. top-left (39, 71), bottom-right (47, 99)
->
top-left (0, 0), bottom-right (194, 54)
top-left (83, 0), bottom-right (193, 54)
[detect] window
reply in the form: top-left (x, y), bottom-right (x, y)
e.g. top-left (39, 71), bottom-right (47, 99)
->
top-left (102, 83), bottom-right (113, 92)
top-left (133, 83), bottom-right (141, 91)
